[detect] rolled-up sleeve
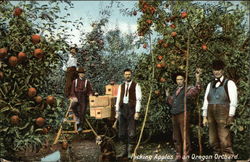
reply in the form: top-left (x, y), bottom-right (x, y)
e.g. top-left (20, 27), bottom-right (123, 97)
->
top-left (115, 85), bottom-right (121, 112)
top-left (202, 83), bottom-right (210, 117)
top-left (135, 84), bottom-right (142, 113)
top-left (228, 80), bottom-right (238, 116)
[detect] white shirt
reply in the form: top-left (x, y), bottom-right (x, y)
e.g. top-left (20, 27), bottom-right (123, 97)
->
top-left (66, 53), bottom-right (77, 68)
top-left (115, 81), bottom-right (142, 113)
top-left (202, 76), bottom-right (238, 117)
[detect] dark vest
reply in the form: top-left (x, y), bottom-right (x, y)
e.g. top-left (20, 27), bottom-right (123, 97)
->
top-left (171, 87), bottom-right (194, 115)
top-left (119, 81), bottom-right (137, 108)
top-left (207, 79), bottom-right (230, 105)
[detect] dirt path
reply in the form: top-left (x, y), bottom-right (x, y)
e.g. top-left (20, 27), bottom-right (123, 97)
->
top-left (14, 134), bottom-right (175, 162)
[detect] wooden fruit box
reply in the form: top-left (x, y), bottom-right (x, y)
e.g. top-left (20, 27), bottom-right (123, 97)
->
top-left (89, 95), bottom-right (116, 108)
top-left (89, 95), bottom-right (116, 119)
top-left (90, 107), bottom-right (115, 119)
top-left (105, 84), bottom-right (119, 97)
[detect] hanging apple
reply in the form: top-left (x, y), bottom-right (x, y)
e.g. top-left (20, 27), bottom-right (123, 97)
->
top-left (28, 87), bottom-right (37, 97)
top-left (31, 34), bottom-right (41, 44)
top-left (34, 96), bottom-right (43, 104)
top-left (171, 32), bottom-right (177, 37)
top-left (0, 48), bottom-right (8, 59)
top-left (13, 7), bottom-right (23, 16)
top-left (202, 44), bottom-right (207, 50)
top-left (36, 117), bottom-right (45, 127)
top-left (170, 24), bottom-right (176, 29)
top-left (17, 52), bottom-right (27, 61)
top-left (46, 96), bottom-right (56, 105)
top-left (10, 115), bottom-right (20, 125)
top-left (8, 56), bottom-right (18, 67)
top-left (157, 55), bottom-right (163, 60)
top-left (34, 49), bottom-right (44, 59)
top-left (181, 12), bottom-right (188, 18)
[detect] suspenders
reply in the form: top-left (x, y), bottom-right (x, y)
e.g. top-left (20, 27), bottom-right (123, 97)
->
top-left (75, 79), bottom-right (88, 88)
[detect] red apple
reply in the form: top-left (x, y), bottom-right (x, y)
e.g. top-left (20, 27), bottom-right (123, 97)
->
top-left (28, 87), bottom-right (37, 97)
top-left (13, 8), bottom-right (23, 16)
top-left (171, 32), bottom-right (177, 37)
top-left (146, 19), bottom-right (152, 25)
top-left (0, 48), bottom-right (8, 59)
top-left (156, 64), bottom-right (162, 68)
top-left (202, 44), bottom-right (207, 50)
top-left (160, 77), bottom-right (166, 83)
top-left (143, 44), bottom-right (147, 48)
top-left (163, 43), bottom-right (169, 48)
top-left (181, 12), bottom-right (188, 18)
top-left (31, 34), bottom-right (41, 44)
top-left (18, 52), bottom-right (27, 61)
top-left (170, 24), bottom-right (176, 29)
top-left (157, 55), bottom-right (163, 60)
top-left (8, 56), bottom-right (18, 67)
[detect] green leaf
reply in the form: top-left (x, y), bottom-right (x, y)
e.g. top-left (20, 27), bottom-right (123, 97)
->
top-left (18, 123), bottom-right (30, 130)
top-left (0, 106), bottom-right (10, 113)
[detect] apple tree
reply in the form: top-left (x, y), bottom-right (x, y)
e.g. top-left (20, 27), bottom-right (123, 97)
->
top-left (0, 1), bottom-right (71, 158)
top-left (133, 0), bottom-right (249, 159)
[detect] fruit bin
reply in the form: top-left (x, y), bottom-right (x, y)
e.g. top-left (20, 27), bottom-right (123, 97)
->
top-left (89, 95), bottom-right (116, 119)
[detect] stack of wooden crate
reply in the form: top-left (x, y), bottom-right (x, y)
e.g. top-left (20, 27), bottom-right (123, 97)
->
top-left (89, 84), bottom-right (119, 119)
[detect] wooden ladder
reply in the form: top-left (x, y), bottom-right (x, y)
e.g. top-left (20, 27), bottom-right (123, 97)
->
top-left (53, 100), bottom-right (92, 144)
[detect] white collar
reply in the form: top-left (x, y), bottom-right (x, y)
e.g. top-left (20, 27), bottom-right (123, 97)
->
top-left (125, 80), bottom-right (132, 84)
top-left (215, 76), bottom-right (224, 82)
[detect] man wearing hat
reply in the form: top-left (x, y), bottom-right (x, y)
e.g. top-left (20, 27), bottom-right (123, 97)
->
top-left (166, 68), bottom-right (202, 161)
top-left (202, 60), bottom-right (238, 159)
top-left (70, 67), bottom-right (93, 131)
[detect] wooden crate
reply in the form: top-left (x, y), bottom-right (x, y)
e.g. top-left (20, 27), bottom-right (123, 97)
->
top-left (89, 95), bottom-right (116, 119)
top-left (89, 95), bottom-right (116, 108)
top-left (105, 84), bottom-right (119, 96)
top-left (90, 107), bottom-right (114, 119)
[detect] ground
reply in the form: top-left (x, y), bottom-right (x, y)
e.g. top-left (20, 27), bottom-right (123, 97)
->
top-left (13, 133), bottom-right (176, 162)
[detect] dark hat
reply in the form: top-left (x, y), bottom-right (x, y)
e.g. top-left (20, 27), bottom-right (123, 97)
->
top-left (172, 72), bottom-right (186, 84)
top-left (212, 60), bottom-right (225, 70)
top-left (77, 67), bottom-right (85, 73)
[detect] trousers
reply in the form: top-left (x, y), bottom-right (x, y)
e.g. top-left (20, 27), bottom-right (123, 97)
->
top-left (64, 67), bottom-right (77, 98)
top-left (70, 92), bottom-right (88, 126)
top-left (172, 112), bottom-right (191, 156)
top-left (119, 104), bottom-right (136, 144)
top-left (208, 104), bottom-right (234, 155)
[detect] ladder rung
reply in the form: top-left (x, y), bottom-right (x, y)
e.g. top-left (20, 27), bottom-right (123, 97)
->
top-left (62, 131), bottom-right (78, 133)
top-left (82, 129), bottom-right (92, 133)
top-left (64, 120), bottom-right (77, 123)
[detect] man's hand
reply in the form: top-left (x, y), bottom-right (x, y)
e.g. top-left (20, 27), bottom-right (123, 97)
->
top-left (165, 88), bottom-right (170, 97)
top-left (70, 97), bottom-right (78, 103)
top-left (134, 112), bottom-right (140, 120)
top-left (115, 112), bottom-right (119, 119)
top-left (195, 68), bottom-right (202, 82)
top-left (203, 117), bottom-right (208, 127)
top-left (227, 116), bottom-right (234, 126)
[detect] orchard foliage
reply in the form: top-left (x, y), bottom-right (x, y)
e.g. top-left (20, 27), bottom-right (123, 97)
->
top-left (78, 19), bottom-right (141, 94)
top-left (0, 1), bottom-right (71, 158)
top-left (133, 0), bottom-right (249, 159)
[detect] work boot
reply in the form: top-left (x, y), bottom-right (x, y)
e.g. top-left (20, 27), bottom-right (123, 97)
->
top-left (127, 144), bottom-right (135, 159)
top-left (116, 143), bottom-right (128, 158)
top-left (174, 153), bottom-right (182, 162)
